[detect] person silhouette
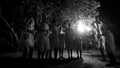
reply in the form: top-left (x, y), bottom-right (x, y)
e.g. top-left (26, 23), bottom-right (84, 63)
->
top-left (101, 26), bottom-right (117, 67)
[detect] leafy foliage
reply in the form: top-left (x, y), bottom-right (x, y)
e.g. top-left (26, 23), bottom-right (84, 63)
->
top-left (61, 0), bottom-right (100, 24)
top-left (0, 0), bottom-right (101, 50)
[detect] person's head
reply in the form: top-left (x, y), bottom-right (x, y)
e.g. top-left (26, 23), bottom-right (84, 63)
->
top-left (26, 17), bottom-right (35, 32)
top-left (101, 23), bottom-right (111, 36)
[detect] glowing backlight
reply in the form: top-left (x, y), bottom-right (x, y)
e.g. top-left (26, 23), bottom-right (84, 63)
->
top-left (77, 20), bottom-right (92, 33)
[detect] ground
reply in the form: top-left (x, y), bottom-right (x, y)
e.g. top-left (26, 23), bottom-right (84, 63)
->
top-left (0, 49), bottom-right (120, 68)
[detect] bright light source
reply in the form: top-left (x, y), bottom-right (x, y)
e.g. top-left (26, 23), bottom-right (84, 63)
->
top-left (77, 22), bottom-right (86, 33)
top-left (85, 25), bottom-right (92, 31)
top-left (77, 20), bottom-right (92, 33)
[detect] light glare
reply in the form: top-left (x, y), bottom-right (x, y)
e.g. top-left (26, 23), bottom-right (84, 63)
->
top-left (77, 20), bottom-right (92, 33)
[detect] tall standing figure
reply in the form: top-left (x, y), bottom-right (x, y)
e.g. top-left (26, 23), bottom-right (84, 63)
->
top-left (98, 34), bottom-right (106, 61)
top-left (102, 26), bottom-right (117, 67)
top-left (27, 17), bottom-right (35, 59)
top-left (65, 24), bottom-right (74, 59)
top-left (97, 22), bottom-right (106, 61)
top-left (21, 17), bottom-right (35, 59)
top-left (74, 36), bottom-right (83, 59)
top-left (49, 25), bottom-right (60, 59)
top-left (20, 31), bottom-right (29, 59)
top-left (59, 26), bottom-right (66, 59)
top-left (36, 23), bottom-right (50, 59)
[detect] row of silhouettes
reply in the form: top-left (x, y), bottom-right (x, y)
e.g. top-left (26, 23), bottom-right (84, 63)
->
top-left (20, 19), bottom-right (83, 60)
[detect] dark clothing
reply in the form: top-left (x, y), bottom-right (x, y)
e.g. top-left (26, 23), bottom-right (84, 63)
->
top-left (50, 26), bottom-right (60, 49)
top-left (36, 32), bottom-right (50, 52)
top-left (104, 30), bottom-right (116, 64)
top-left (59, 34), bottom-right (65, 48)
top-left (22, 47), bottom-right (28, 59)
top-left (20, 31), bottom-right (34, 59)
top-left (49, 26), bottom-right (60, 59)
top-left (36, 23), bottom-right (50, 59)
top-left (28, 47), bottom-right (34, 59)
top-left (65, 28), bottom-right (74, 49)
top-left (99, 47), bottom-right (106, 60)
top-left (74, 38), bottom-right (82, 50)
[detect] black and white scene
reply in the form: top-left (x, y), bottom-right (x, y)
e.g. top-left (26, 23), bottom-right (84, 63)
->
top-left (0, 0), bottom-right (120, 68)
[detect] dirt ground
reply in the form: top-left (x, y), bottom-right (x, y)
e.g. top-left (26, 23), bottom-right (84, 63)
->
top-left (0, 49), bottom-right (120, 68)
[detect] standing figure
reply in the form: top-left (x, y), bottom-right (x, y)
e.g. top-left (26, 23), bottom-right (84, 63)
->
top-left (35, 31), bottom-right (43, 59)
top-left (49, 25), bottom-right (60, 59)
top-left (98, 34), bottom-right (106, 61)
top-left (27, 17), bottom-right (35, 59)
top-left (102, 26), bottom-right (117, 67)
top-left (27, 31), bottom-right (34, 59)
top-left (93, 21), bottom-right (106, 61)
top-left (74, 36), bottom-right (83, 59)
top-left (20, 31), bottom-right (29, 59)
top-left (59, 26), bottom-right (66, 59)
top-left (21, 17), bottom-right (35, 59)
top-left (65, 24), bottom-right (74, 59)
top-left (96, 22), bottom-right (106, 61)
top-left (36, 23), bottom-right (50, 59)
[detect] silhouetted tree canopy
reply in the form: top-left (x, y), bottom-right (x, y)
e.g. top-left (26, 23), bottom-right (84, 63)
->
top-left (0, 0), bottom-right (101, 50)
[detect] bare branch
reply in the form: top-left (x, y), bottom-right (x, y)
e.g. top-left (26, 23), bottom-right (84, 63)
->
top-left (0, 15), bottom-right (19, 45)
top-left (46, 8), bottom-right (56, 18)
top-left (1, 38), bottom-right (14, 47)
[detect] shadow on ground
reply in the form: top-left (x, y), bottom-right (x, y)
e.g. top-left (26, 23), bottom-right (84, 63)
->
top-left (0, 56), bottom-right (86, 68)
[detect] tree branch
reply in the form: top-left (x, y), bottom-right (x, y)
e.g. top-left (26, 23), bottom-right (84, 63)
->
top-left (46, 8), bottom-right (55, 18)
top-left (0, 15), bottom-right (19, 45)
top-left (1, 38), bottom-right (14, 47)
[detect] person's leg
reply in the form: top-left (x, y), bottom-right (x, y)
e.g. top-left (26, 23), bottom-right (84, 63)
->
top-left (106, 49), bottom-right (116, 67)
top-left (62, 48), bottom-right (64, 57)
top-left (68, 49), bottom-right (70, 59)
top-left (99, 48), bottom-right (106, 61)
top-left (76, 50), bottom-right (79, 58)
top-left (37, 49), bottom-right (41, 59)
top-left (49, 50), bottom-right (52, 59)
top-left (59, 48), bottom-right (64, 59)
top-left (28, 47), bottom-right (33, 59)
top-left (41, 51), bottom-right (45, 59)
top-left (46, 51), bottom-right (49, 59)
top-left (80, 49), bottom-right (82, 59)
top-left (70, 49), bottom-right (73, 58)
top-left (59, 48), bottom-right (61, 58)
top-left (54, 49), bottom-right (57, 59)
top-left (108, 50), bottom-right (116, 63)
top-left (22, 47), bottom-right (28, 59)
top-left (55, 48), bottom-right (59, 59)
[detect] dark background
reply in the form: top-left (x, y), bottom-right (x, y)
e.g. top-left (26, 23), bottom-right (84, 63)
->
top-left (100, 0), bottom-right (120, 29)
top-left (0, 0), bottom-right (120, 30)
top-left (99, 0), bottom-right (120, 48)
top-left (0, 0), bottom-right (120, 24)
top-left (0, 0), bottom-right (120, 48)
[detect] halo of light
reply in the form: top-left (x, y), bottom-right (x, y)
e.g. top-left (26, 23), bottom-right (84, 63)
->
top-left (77, 22), bottom-right (86, 33)
top-left (77, 20), bottom-right (92, 33)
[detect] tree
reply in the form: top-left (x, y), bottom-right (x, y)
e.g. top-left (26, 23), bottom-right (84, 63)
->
top-left (61, 0), bottom-right (100, 24)
top-left (0, 0), bottom-right (101, 51)
top-left (60, 0), bottom-right (101, 49)
top-left (0, 0), bottom-right (64, 50)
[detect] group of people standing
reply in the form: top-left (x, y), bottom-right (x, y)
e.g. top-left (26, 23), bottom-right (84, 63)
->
top-left (19, 16), bottom-right (118, 67)
top-left (20, 17), bottom-right (83, 60)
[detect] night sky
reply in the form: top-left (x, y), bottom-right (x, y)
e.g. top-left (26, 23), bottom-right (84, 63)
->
top-left (99, 0), bottom-right (120, 30)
